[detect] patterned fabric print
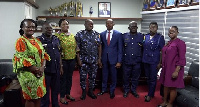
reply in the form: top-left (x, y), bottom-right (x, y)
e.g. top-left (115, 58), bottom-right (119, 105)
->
top-left (75, 30), bottom-right (101, 64)
top-left (13, 36), bottom-right (50, 100)
top-left (79, 63), bottom-right (98, 89)
top-left (55, 32), bottom-right (76, 60)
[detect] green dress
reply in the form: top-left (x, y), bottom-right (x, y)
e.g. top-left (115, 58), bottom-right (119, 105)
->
top-left (13, 36), bottom-right (50, 100)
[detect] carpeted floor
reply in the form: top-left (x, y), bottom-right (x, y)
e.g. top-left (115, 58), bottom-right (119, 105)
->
top-left (53, 71), bottom-right (163, 107)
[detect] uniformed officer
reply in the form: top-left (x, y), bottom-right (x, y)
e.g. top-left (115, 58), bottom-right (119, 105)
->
top-left (142, 21), bottom-right (165, 102)
top-left (37, 22), bottom-right (62, 107)
top-left (122, 21), bottom-right (144, 98)
top-left (75, 19), bottom-right (102, 100)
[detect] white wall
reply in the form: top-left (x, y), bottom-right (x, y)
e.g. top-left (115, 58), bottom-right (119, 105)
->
top-left (0, 2), bottom-right (37, 59)
top-left (35, 0), bottom-right (143, 36)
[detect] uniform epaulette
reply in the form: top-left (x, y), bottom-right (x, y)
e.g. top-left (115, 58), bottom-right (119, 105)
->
top-left (145, 33), bottom-right (150, 35)
top-left (157, 33), bottom-right (164, 37)
top-left (36, 35), bottom-right (44, 40)
top-left (138, 32), bottom-right (145, 36)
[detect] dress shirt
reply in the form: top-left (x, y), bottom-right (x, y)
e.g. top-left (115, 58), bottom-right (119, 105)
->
top-left (106, 30), bottom-right (113, 41)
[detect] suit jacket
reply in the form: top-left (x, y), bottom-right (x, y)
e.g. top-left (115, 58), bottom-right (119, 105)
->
top-left (100, 30), bottom-right (123, 64)
top-left (99, 10), bottom-right (110, 15)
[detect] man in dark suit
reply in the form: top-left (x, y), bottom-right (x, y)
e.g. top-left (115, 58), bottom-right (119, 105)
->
top-left (97, 19), bottom-right (123, 99)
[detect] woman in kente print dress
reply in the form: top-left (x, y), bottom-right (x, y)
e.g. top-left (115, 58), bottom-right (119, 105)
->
top-left (158, 26), bottom-right (186, 107)
top-left (13, 19), bottom-right (50, 107)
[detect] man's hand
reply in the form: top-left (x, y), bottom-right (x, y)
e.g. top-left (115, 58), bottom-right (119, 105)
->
top-left (98, 59), bottom-right (102, 68)
top-left (60, 65), bottom-right (64, 75)
top-left (78, 60), bottom-right (82, 67)
top-left (157, 63), bottom-right (162, 70)
top-left (115, 63), bottom-right (121, 68)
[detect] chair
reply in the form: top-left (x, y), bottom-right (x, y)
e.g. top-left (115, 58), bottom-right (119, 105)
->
top-left (0, 59), bottom-right (17, 107)
top-left (175, 60), bottom-right (199, 107)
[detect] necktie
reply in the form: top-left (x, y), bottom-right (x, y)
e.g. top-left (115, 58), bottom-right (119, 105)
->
top-left (107, 31), bottom-right (110, 45)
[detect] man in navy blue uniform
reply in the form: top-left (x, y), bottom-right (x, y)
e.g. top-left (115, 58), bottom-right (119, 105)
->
top-left (142, 22), bottom-right (165, 102)
top-left (122, 21), bottom-right (144, 98)
top-left (37, 22), bottom-right (62, 107)
top-left (97, 19), bottom-right (123, 99)
top-left (75, 19), bottom-right (102, 100)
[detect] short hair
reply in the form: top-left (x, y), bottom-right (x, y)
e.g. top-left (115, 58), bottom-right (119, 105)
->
top-left (85, 19), bottom-right (93, 24)
top-left (149, 21), bottom-right (158, 27)
top-left (19, 19), bottom-right (37, 35)
top-left (170, 26), bottom-right (179, 32)
top-left (129, 21), bottom-right (137, 25)
top-left (42, 22), bottom-right (51, 31)
top-left (58, 19), bottom-right (69, 27)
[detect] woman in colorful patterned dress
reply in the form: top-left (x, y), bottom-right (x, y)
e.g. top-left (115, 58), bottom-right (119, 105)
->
top-left (13, 19), bottom-right (50, 107)
top-left (158, 26), bottom-right (186, 107)
top-left (55, 19), bottom-right (77, 104)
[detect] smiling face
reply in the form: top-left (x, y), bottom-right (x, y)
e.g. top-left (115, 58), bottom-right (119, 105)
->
top-left (168, 27), bottom-right (178, 40)
top-left (22, 20), bottom-right (35, 36)
top-left (128, 22), bottom-right (138, 34)
top-left (42, 23), bottom-right (53, 37)
top-left (60, 20), bottom-right (69, 32)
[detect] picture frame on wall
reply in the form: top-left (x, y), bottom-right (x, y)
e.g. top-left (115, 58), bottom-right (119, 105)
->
top-left (98, 2), bottom-right (111, 17)
top-left (166, 0), bottom-right (176, 8)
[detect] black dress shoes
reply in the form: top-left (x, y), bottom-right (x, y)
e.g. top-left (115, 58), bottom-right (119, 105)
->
top-left (80, 90), bottom-right (86, 100)
top-left (144, 95), bottom-right (152, 102)
top-left (66, 95), bottom-right (75, 101)
top-left (97, 91), bottom-right (107, 96)
top-left (87, 88), bottom-right (97, 99)
top-left (87, 92), bottom-right (97, 99)
top-left (123, 92), bottom-right (128, 98)
top-left (80, 94), bottom-right (86, 100)
top-left (52, 105), bottom-right (60, 107)
top-left (131, 91), bottom-right (139, 98)
top-left (110, 93), bottom-right (115, 99)
top-left (157, 104), bottom-right (167, 107)
top-left (60, 100), bottom-right (68, 105)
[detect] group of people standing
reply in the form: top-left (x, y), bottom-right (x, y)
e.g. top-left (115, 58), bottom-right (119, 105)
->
top-left (13, 18), bottom-right (186, 107)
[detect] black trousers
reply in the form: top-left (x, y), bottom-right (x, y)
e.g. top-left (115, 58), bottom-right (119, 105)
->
top-left (41, 72), bottom-right (60, 107)
top-left (60, 59), bottom-right (76, 98)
